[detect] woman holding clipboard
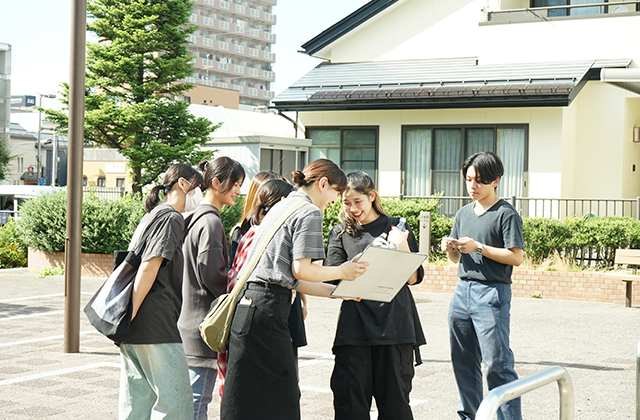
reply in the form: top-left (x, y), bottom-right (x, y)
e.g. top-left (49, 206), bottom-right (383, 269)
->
top-left (324, 171), bottom-right (426, 420)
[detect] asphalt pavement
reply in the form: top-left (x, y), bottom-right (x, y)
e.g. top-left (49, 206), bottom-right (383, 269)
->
top-left (0, 268), bottom-right (638, 419)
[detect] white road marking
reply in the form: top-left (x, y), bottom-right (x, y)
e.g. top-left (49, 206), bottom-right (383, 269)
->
top-left (0, 292), bottom-right (93, 303)
top-left (0, 310), bottom-right (64, 321)
top-left (0, 330), bottom-right (100, 347)
top-left (0, 362), bottom-right (120, 387)
top-left (0, 293), bottom-right (63, 303)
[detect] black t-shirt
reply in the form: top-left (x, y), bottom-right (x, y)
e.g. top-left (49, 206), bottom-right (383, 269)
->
top-left (450, 199), bottom-right (524, 284)
top-left (122, 204), bottom-right (185, 345)
top-left (324, 215), bottom-right (426, 348)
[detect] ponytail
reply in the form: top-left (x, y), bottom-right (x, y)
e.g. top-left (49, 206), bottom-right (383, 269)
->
top-left (291, 159), bottom-right (346, 193)
top-left (143, 163), bottom-right (203, 213)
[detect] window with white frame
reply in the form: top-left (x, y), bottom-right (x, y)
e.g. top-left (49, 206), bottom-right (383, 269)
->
top-left (402, 125), bottom-right (527, 199)
top-left (307, 127), bottom-right (377, 184)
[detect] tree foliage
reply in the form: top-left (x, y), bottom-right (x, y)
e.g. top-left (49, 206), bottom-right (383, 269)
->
top-left (43, 0), bottom-right (218, 193)
top-left (0, 134), bottom-right (13, 182)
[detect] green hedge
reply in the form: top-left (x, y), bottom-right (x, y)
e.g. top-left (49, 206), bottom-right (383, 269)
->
top-left (320, 197), bottom-right (441, 244)
top-left (17, 191), bottom-right (145, 254)
top-left (16, 191), bottom-right (640, 269)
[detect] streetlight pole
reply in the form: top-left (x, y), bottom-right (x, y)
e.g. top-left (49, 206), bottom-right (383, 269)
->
top-left (36, 93), bottom-right (56, 185)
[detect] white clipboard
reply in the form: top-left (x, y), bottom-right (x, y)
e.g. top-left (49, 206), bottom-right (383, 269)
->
top-left (330, 245), bottom-right (427, 303)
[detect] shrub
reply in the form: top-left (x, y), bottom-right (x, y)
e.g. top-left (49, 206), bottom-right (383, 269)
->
top-left (17, 191), bottom-right (145, 254)
top-left (430, 214), bottom-right (455, 259)
top-left (0, 219), bottom-right (28, 268)
top-left (523, 217), bottom-right (570, 262)
top-left (321, 196), bottom-right (441, 244)
top-left (220, 196), bottom-right (245, 239)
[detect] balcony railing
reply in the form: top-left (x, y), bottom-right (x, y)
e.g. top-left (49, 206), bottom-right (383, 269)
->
top-left (488, 1), bottom-right (640, 22)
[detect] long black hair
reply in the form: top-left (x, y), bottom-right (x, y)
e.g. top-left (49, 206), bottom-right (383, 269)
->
top-left (145, 163), bottom-right (203, 213)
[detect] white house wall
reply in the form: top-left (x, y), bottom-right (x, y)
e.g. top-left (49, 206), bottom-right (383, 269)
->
top-left (301, 106), bottom-right (565, 198)
top-left (623, 96), bottom-right (640, 198)
top-left (326, 0), bottom-right (640, 67)
top-left (329, 0), bottom-right (479, 63)
top-left (479, 15), bottom-right (640, 65)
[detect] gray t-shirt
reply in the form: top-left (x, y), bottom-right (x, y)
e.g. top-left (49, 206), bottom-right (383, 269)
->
top-left (246, 191), bottom-right (325, 289)
top-left (450, 199), bottom-right (523, 284)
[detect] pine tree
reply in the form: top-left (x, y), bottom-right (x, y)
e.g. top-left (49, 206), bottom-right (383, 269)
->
top-left (44, 0), bottom-right (217, 194)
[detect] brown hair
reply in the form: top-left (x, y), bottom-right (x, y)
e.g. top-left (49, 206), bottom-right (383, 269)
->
top-left (199, 156), bottom-right (245, 194)
top-left (240, 171), bottom-right (284, 223)
top-left (291, 159), bottom-right (347, 193)
top-left (340, 171), bottom-right (387, 237)
top-left (239, 179), bottom-right (294, 236)
top-left (144, 163), bottom-right (203, 213)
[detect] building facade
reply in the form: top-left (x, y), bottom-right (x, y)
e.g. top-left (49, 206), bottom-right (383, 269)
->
top-left (186, 0), bottom-right (276, 108)
top-left (0, 43), bottom-right (10, 144)
top-left (274, 0), bottom-right (640, 213)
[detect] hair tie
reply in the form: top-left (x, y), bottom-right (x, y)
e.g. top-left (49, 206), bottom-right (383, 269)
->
top-left (258, 202), bottom-right (266, 209)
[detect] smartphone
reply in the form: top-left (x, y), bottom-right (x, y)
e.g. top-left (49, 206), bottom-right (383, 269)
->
top-left (443, 237), bottom-right (458, 243)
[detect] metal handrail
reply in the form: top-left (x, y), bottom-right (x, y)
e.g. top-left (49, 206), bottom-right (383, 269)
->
top-left (476, 366), bottom-right (574, 420)
top-left (490, 1), bottom-right (640, 15)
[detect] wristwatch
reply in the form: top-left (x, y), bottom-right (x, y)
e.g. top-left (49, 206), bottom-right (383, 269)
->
top-left (475, 243), bottom-right (483, 254)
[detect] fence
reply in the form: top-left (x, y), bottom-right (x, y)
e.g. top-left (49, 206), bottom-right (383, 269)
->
top-left (82, 186), bottom-right (127, 200)
top-left (405, 196), bottom-right (640, 221)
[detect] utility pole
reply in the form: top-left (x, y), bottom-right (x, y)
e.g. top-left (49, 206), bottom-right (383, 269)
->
top-left (36, 93), bottom-right (55, 184)
top-left (64, 0), bottom-right (86, 354)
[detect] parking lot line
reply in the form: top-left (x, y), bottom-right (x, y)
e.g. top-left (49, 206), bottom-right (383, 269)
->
top-left (0, 362), bottom-right (121, 387)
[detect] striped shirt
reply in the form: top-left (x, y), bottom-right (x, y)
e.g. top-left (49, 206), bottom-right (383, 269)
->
top-left (246, 191), bottom-right (325, 289)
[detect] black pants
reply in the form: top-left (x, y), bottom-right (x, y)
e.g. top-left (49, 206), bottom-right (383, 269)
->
top-left (331, 344), bottom-right (415, 420)
top-left (221, 282), bottom-right (299, 420)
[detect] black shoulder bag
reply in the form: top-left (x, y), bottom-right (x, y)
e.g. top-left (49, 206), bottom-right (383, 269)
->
top-left (83, 208), bottom-right (173, 342)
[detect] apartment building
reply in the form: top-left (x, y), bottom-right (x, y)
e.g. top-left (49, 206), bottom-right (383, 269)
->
top-left (186, 0), bottom-right (276, 109)
top-left (0, 43), bottom-right (10, 143)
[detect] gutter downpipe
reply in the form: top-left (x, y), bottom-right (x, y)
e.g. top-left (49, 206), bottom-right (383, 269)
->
top-left (600, 68), bottom-right (640, 95)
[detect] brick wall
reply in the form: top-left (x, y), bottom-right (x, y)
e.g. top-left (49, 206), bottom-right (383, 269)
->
top-left (416, 264), bottom-right (640, 305)
top-left (28, 248), bottom-right (113, 277)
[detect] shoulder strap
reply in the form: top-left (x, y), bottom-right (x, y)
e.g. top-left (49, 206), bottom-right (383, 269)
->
top-left (229, 199), bottom-right (308, 299)
top-left (132, 207), bottom-right (175, 257)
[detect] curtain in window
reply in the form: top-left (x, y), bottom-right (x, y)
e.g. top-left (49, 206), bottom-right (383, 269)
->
top-left (404, 129), bottom-right (431, 197)
top-left (466, 128), bottom-right (494, 158)
top-left (496, 128), bottom-right (525, 198)
top-left (433, 129), bottom-right (462, 196)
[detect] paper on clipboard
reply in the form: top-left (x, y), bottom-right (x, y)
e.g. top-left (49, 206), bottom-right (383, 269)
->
top-left (330, 245), bottom-right (427, 303)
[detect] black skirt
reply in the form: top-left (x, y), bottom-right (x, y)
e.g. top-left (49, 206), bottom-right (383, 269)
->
top-left (220, 282), bottom-right (300, 420)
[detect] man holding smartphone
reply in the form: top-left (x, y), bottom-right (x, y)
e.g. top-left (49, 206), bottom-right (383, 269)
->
top-left (441, 151), bottom-right (524, 420)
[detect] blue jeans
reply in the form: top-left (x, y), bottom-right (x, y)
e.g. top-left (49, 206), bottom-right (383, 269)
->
top-left (189, 366), bottom-right (217, 420)
top-left (448, 280), bottom-right (521, 420)
top-left (119, 343), bottom-right (193, 420)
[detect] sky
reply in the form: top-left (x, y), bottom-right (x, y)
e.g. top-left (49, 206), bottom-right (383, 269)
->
top-left (0, 0), bottom-right (370, 106)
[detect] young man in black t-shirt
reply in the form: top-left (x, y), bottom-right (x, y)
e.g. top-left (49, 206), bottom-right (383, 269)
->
top-left (441, 151), bottom-right (524, 420)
